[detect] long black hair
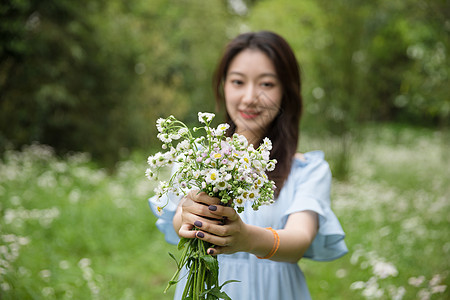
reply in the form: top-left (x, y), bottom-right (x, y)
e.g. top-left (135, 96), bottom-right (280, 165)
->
top-left (213, 31), bottom-right (302, 194)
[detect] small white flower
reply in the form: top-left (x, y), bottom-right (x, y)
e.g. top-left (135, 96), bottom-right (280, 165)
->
top-left (204, 169), bottom-right (220, 184)
top-left (178, 127), bottom-right (189, 135)
top-left (154, 181), bottom-right (168, 197)
top-left (170, 133), bottom-right (181, 140)
top-left (252, 160), bottom-right (262, 171)
top-left (216, 180), bottom-right (228, 190)
top-left (157, 133), bottom-right (172, 143)
top-left (240, 153), bottom-right (251, 166)
top-left (145, 168), bottom-right (155, 180)
top-left (198, 112), bottom-right (215, 124)
top-left (261, 149), bottom-right (270, 161)
top-left (156, 118), bottom-right (165, 132)
top-left (238, 136), bottom-right (248, 148)
top-left (234, 197), bottom-right (245, 207)
top-left (262, 137), bottom-right (272, 150)
top-left (224, 173), bottom-right (232, 182)
top-left (213, 123), bottom-right (230, 136)
top-left (155, 206), bottom-right (164, 216)
top-left (177, 140), bottom-right (190, 151)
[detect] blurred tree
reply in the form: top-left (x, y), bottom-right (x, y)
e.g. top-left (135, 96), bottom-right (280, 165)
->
top-left (0, 0), bottom-right (137, 165)
top-left (245, 0), bottom-right (449, 179)
top-left (246, 0), bottom-right (449, 128)
top-left (0, 0), bottom-right (231, 165)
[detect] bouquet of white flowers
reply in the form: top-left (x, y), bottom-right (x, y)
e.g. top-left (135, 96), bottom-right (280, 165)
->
top-left (146, 112), bottom-right (277, 300)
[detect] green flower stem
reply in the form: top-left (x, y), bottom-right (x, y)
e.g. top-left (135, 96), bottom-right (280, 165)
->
top-left (164, 239), bottom-right (191, 294)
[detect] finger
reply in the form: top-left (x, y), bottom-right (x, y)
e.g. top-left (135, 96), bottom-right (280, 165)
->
top-left (207, 205), bottom-right (239, 221)
top-left (194, 229), bottom-right (231, 247)
top-left (186, 216), bottom-right (223, 231)
top-left (183, 201), bottom-right (224, 221)
top-left (207, 245), bottom-right (235, 255)
top-left (178, 224), bottom-right (197, 239)
top-left (188, 190), bottom-right (221, 206)
top-left (193, 220), bottom-right (230, 236)
top-left (207, 246), bottom-right (228, 256)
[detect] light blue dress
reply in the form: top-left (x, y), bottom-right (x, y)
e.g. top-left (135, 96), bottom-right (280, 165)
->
top-left (149, 151), bottom-right (348, 300)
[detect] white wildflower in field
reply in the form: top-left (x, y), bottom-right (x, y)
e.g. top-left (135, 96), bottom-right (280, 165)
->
top-left (388, 285), bottom-right (406, 300)
top-left (39, 269), bottom-right (51, 282)
top-left (78, 258), bottom-right (101, 299)
top-left (1, 282), bottom-right (11, 291)
top-left (336, 268), bottom-right (348, 278)
top-left (372, 261), bottom-right (398, 279)
top-left (408, 276), bottom-right (425, 287)
top-left (362, 277), bottom-right (384, 298)
top-left (350, 281), bottom-right (365, 290)
top-left (59, 260), bottom-right (70, 270)
top-left (41, 287), bottom-right (55, 297)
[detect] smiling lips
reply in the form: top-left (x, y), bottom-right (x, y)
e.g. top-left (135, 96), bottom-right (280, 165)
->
top-left (239, 110), bottom-right (261, 119)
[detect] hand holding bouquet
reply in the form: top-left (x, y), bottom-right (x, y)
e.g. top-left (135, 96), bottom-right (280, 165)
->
top-left (146, 112), bottom-right (277, 300)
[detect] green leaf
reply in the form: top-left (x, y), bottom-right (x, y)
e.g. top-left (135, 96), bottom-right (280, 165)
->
top-left (220, 279), bottom-right (240, 289)
top-left (202, 287), bottom-right (232, 300)
top-left (164, 279), bottom-right (179, 293)
top-left (200, 255), bottom-right (218, 271)
top-left (168, 252), bottom-right (179, 269)
top-left (178, 237), bottom-right (190, 250)
top-left (200, 255), bottom-right (219, 281)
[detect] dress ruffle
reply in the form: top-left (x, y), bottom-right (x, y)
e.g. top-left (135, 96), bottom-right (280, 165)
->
top-left (149, 192), bottom-right (181, 245)
top-left (282, 151), bottom-right (348, 261)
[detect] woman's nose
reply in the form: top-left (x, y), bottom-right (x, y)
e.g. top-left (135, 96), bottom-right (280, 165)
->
top-left (242, 84), bottom-right (258, 105)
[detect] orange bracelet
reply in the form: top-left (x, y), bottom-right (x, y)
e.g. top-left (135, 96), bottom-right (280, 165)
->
top-left (256, 227), bottom-right (280, 259)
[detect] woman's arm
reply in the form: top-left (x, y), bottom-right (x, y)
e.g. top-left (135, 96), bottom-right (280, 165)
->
top-left (195, 206), bottom-right (318, 263)
top-left (175, 190), bottom-right (318, 263)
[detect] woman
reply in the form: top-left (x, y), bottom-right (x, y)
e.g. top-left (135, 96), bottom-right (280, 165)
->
top-left (150, 31), bottom-right (347, 300)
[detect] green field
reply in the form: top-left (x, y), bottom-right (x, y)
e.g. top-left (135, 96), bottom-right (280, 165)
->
top-left (1, 125), bottom-right (449, 299)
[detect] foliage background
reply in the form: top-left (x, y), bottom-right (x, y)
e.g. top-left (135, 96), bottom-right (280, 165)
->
top-left (1, 0), bottom-right (448, 165)
top-left (1, 0), bottom-right (449, 299)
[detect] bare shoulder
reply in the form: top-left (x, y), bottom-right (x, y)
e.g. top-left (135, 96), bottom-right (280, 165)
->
top-left (294, 152), bottom-right (306, 161)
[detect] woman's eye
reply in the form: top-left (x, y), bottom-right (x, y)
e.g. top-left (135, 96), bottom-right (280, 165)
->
top-left (231, 80), bottom-right (244, 85)
top-left (261, 82), bottom-right (275, 88)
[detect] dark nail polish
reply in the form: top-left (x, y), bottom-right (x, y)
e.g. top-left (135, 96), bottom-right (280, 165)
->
top-left (208, 249), bottom-right (214, 255)
top-left (208, 205), bottom-right (217, 211)
top-left (197, 232), bottom-right (205, 238)
top-left (194, 220), bottom-right (203, 228)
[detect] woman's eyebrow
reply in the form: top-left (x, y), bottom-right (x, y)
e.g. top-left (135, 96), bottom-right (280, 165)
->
top-left (227, 71), bottom-right (278, 78)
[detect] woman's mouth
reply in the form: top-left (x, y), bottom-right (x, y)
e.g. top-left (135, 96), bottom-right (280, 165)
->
top-left (239, 111), bottom-right (260, 119)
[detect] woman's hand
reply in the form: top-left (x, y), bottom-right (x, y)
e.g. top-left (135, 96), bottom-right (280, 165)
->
top-left (176, 190), bottom-right (223, 238)
top-left (174, 190), bottom-right (252, 255)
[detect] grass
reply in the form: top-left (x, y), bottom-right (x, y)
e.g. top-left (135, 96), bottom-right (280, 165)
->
top-left (0, 124), bottom-right (449, 299)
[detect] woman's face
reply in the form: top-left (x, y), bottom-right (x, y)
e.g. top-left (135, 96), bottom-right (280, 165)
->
top-left (224, 49), bottom-right (282, 145)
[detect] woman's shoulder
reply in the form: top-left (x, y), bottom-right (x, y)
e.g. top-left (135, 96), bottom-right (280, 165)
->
top-left (293, 150), bottom-right (326, 166)
top-left (291, 150), bottom-right (330, 178)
